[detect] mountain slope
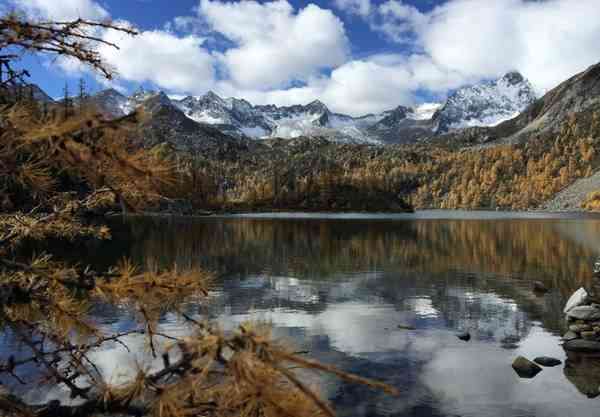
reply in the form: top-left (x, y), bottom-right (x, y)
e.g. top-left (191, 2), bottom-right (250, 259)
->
top-left (135, 91), bottom-right (254, 156)
top-left (88, 88), bottom-right (132, 118)
top-left (366, 106), bottom-right (435, 144)
top-left (499, 62), bottom-right (600, 142)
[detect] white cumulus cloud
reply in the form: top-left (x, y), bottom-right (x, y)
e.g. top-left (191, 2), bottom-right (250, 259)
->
top-left (97, 28), bottom-right (216, 93)
top-left (10, 0), bottom-right (109, 20)
top-left (333, 0), bottom-right (372, 17)
top-left (371, 0), bottom-right (600, 95)
top-left (198, 0), bottom-right (349, 90)
top-left (11, 0), bottom-right (600, 116)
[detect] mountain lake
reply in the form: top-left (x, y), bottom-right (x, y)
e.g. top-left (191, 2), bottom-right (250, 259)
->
top-left (5, 210), bottom-right (600, 417)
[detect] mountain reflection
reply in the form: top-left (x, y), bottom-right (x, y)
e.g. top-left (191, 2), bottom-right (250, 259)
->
top-left (35, 214), bottom-right (600, 416)
top-left (105, 216), bottom-right (600, 288)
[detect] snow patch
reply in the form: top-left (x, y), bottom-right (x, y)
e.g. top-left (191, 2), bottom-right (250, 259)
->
top-left (409, 103), bottom-right (442, 120)
top-left (240, 126), bottom-right (269, 138)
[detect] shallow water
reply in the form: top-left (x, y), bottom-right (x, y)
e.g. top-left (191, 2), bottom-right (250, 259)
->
top-left (9, 211), bottom-right (600, 415)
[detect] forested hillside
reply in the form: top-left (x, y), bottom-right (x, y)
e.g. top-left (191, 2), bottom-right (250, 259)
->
top-left (165, 105), bottom-right (599, 212)
top-left (159, 62), bottom-right (600, 212)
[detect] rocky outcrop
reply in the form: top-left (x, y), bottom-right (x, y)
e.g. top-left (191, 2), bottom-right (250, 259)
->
top-left (562, 287), bottom-right (600, 352)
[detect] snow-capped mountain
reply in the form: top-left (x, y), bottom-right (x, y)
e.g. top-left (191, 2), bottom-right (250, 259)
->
top-left (432, 71), bottom-right (537, 133)
top-left (171, 93), bottom-right (447, 143)
top-left (85, 71), bottom-right (536, 145)
top-left (171, 94), bottom-right (382, 143)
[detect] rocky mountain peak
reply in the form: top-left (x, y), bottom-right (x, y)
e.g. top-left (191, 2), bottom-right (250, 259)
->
top-left (376, 105), bottom-right (413, 128)
top-left (433, 71), bottom-right (537, 133)
top-left (201, 90), bottom-right (223, 102)
top-left (304, 99), bottom-right (329, 114)
top-left (96, 88), bottom-right (125, 98)
top-left (502, 71), bottom-right (526, 86)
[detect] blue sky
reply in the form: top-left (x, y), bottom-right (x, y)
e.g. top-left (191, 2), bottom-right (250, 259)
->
top-left (5, 0), bottom-right (600, 115)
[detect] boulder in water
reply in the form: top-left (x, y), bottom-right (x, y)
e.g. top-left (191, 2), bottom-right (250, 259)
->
top-left (512, 356), bottom-right (542, 378)
top-left (534, 356), bottom-right (562, 367)
top-left (564, 287), bottom-right (589, 314)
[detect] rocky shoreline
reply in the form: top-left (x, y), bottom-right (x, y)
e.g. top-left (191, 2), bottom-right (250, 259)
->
top-left (511, 284), bottom-right (600, 392)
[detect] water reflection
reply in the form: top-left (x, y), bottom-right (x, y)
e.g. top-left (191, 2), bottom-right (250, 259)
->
top-left (15, 214), bottom-right (600, 416)
top-left (564, 352), bottom-right (600, 398)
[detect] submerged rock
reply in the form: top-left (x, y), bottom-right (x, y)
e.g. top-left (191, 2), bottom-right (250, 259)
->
top-left (566, 305), bottom-right (600, 321)
top-left (534, 356), bottom-right (562, 367)
top-left (501, 335), bottom-right (521, 344)
top-left (456, 331), bottom-right (471, 342)
top-left (563, 339), bottom-right (600, 353)
top-left (502, 344), bottom-right (520, 350)
top-left (564, 287), bottom-right (589, 314)
top-left (500, 335), bottom-right (521, 349)
top-left (512, 356), bottom-right (543, 378)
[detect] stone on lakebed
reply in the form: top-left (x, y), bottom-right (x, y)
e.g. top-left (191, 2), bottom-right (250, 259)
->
top-left (512, 356), bottom-right (542, 378)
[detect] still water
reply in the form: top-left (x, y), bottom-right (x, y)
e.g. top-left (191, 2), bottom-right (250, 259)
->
top-left (13, 211), bottom-right (600, 416)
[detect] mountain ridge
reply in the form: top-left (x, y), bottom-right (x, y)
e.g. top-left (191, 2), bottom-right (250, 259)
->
top-left (82, 71), bottom-right (536, 145)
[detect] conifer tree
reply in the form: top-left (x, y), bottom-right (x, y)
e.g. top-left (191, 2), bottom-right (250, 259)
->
top-left (78, 77), bottom-right (88, 112)
top-left (62, 81), bottom-right (73, 119)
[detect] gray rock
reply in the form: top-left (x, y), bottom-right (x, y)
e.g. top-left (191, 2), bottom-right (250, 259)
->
top-left (569, 324), bottom-right (592, 333)
top-left (562, 331), bottom-right (579, 341)
top-left (564, 287), bottom-right (589, 314)
top-left (563, 339), bottom-right (600, 353)
top-left (512, 356), bottom-right (543, 378)
top-left (581, 331), bottom-right (598, 341)
top-left (566, 305), bottom-right (600, 321)
top-left (534, 356), bottom-right (562, 367)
